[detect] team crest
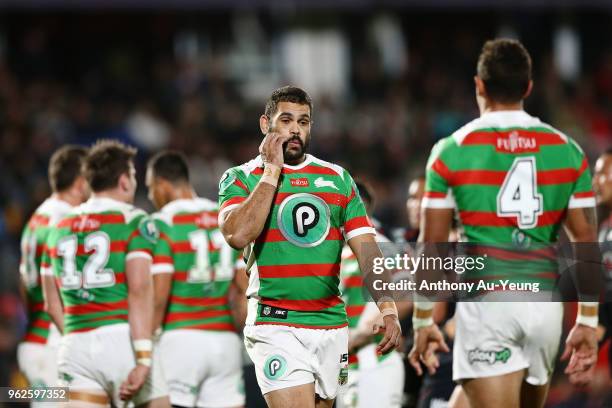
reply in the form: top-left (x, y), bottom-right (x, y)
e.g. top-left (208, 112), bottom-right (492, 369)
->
top-left (139, 217), bottom-right (159, 243)
top-left (219, 171), bottom-right (236, 195)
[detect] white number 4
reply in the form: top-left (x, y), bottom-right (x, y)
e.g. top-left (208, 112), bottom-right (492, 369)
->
top-left (497, 156), bottom-right (543, 229)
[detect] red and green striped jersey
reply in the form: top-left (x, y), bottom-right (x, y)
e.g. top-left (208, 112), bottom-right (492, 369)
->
top-left (20, 197), bottom-right (73, 344)
top-left (43, 197), bottom-right (158, 334)
top-left (423, 110), bottom-right (595, 288)
top-left (152, 197), bottom-right (242, 332)
top-left (218, 154), bottom-right (375, 329)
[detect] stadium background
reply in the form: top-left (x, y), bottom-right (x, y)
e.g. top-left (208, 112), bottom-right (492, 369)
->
top-left (0, 0), bottom-right (610, 406)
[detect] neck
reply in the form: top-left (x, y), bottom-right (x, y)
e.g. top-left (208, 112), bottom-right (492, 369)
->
top-left (91, 189), bottom-right (129, 204)
top-left (480, 100), bottom-right (524, 115)
top-left (169, 184), bottom-right (196, 202)
top-left (53, 190), bottom-right (82, 207)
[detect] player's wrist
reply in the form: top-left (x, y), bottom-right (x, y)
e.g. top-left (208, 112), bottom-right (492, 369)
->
top-left (576, 302), bottom-right (598, 329)
top-left (260, 163), bottom-right (281, 187)
top-left (132, 338), bottom-right (153, 367)
top-left (413, 296), bottom-right (434, 329)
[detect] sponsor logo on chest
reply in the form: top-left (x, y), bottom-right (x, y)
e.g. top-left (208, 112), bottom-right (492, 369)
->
top-left (290, 177), bottom-right (310, 187)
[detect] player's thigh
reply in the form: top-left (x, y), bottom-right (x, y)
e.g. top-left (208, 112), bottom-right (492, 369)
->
top-left (243, 325), bottom-right (315, 397)
top-left (61, 391), bottom-right (110, 408)
top-left (159, 330), bottom-right (206, 407)
top-left (197, 331), bottom-right (245, 408)
top-left (17, 342), bottom-right (58, 387)
top-left (313, 327), bottom-right (349, 401)
top-left (448, 385), bottom-right (470, 408)
top-left (453, 303), bottom-right (529, 383)
top-left (520, 381), bottom-right (550, 408)
top-left (461, 369), bottom-right (525, 408)
top-left (264, 383), bottom-right (316, 408)
top-left (357, 349), bottom-right (404, 408)
top-left (136, 395), bottom-right (172, 408)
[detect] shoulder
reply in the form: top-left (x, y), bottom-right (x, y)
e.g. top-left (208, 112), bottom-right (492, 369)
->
top-left (308, 155), bottom-right (346, 177)
top-left (225, 156), bottom-right (264, 179)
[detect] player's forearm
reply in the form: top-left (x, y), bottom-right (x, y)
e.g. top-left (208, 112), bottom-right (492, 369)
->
top-left (152, 275), bottom-right (171, 332)
top-left (128, 282), bottom-right (154, 341)
top-left (41, 276), bottom-right (64, 333)
top-left (221, 165), bottom-right (280, 249)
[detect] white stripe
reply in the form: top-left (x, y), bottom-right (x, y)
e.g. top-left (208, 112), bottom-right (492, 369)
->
top-left (40, 266), bottom-right (54, 276)
top-left (345, 226), bottom-right (376, 241)
top-left (151, 263), bottom-right (174, 275)
top-left (218, 204), bottom-right (241, 224)
top-left (568, 196), bottom-right (596, 209)
top-left (422, 191), bottom-right (456, 209)
top-left (126, 251), bottom-right (152, 262)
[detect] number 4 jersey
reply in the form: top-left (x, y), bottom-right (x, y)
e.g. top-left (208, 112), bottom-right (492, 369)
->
top-left (151, 197), bottom-right (242, 332)
top-left (423, 111), bottom-right (595, 287)
top-left (218, 154), bottom-right (375, 329)
top-left (43, 197), bottom-right (158, 334)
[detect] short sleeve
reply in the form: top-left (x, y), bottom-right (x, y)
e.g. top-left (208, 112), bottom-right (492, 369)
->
top-left (423, 138), bottom-right (456, 209)
top-left (218, 168), bottom-right (250, 219)
top-left (126, 214), bottom-right (159, 262)
top-left (567, 142), bottom-right (595, 209)
top-left (342, 171), bottom-right (375, 241)
top-left (151, 218), bottom-right (174, 274)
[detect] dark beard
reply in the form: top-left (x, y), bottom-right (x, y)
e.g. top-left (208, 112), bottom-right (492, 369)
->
top-left (283, 137), bottom-right (309, 164)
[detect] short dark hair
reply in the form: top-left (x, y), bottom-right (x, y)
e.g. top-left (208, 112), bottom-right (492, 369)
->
top-left (48, 145), bottom-right (88, 193)
top-left (355, 180), bottom-right (375, 211)
top-left (264, 86), bottom-right (313, 118)
top-left (147, 150), bottom-right (190, 184)
top-left (477, 39), bottom-right (532, 104)
top-left (84, 139), bottom-right (137, 192)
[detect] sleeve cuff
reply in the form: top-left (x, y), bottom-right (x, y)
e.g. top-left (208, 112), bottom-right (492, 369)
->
top-left (126, 251), bottom-right (153, 262)
top-left (422, 190), bottom-right (456, 209)
top-left (345, 226), bottom-right (376, 241)
top-left (151, 263), bottom-right (174, 275)
top-left (568, 194), bottom-right (596, 209)
top-left (40, 266), bottom-right (54, 276)
top-left (218, 204), bottom-right (240, 223)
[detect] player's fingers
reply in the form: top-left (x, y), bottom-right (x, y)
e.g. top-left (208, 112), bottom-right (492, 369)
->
top-left (438, 334), bottom-right (450, 353)
top-left (408, 349), bottom-right (423, 376)
top-left (560, 343), bottom-right (572, 361)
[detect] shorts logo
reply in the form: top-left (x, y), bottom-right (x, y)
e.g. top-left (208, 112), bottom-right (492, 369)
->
top-left (277, 193), bottom-right (331, 248)
top-left (264, 355), bottom-right (287, 380)
top-left (338, 367), bottom-right (348, 385)
top-left (468, 347), bottom-right (512, 365)
top-left (340, 353), bottom-right (348, 363)
top-left (262, 306), bottom-right (271, 316)
top-left (259, 304), bottom-right (288, 320)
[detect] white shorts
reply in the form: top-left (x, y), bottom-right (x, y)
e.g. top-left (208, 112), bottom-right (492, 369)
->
top-left (243, 324), bottom-right (349, 400)
top-left (17, 341), bottom-right (60, 408)
top-left (57, 323), bottom-right (168, 406)
top-left (453, 302), bottom-right (563, 385)
top-left (159, 329), bottom-right (245, 407)
top-left (337, 345), bottom-right (404, 408)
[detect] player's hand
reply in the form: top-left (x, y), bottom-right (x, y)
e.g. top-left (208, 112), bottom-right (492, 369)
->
top-left (561, 323), bottom-right (598, 387)
top-left (376, 314), bottom-right (402, 355)
top-left (259, 130), bottom-right (290, 167)
top-left (119, 364), bottom-right (151, 401)
top-left (408, 324), bottom-right (450, 376)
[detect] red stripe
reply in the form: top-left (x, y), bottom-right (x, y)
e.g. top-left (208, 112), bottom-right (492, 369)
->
top-left (31, 320), bottom-right (51, 330)
top-left (346, 305), bottom-right (365, 317)
top-left (343, 276), bottom-right (363, 288)
top-left (462, 130), bottom-right (566, 146)
top-left (252, 165), bottom-right (339, 176)
top-left (431, 159), bottom-right (452, 182)
top-left (274, 192), bottom-right (348, 208)
top-left (256, 227), bottom-right (342, 243)
top-left (258, 264), bottom-right (340, 278)
top-left (65, 299), bottom-right (128, 315)
top-left (573, 191), bottom-right (595, 198)
top-left (450, 168), bottom-right (581, 186)
top-left (173, 212), bottom-right (219, 226)
top-left (348, 188), bottom-right (356, 201)
top-left (29, 214), bottom-right (50, 229)
top-left (169, 295), bottom-right (227, 307)
top-left (153, 255), bottom-right (173, 264)
top-left (578, 158), bottom-right (588, 174)
top-left (57, 214), bottom-right (126, 230)
top-left (260, 295), bottom-right (343, 312)
top-left (467, 246), bottom-right (556, 261)
top-left (165, 310), bottom-right (231, 323)
top-left (29, 303), bottom-right (45, 313)
top-left (171, 241), bottom-right (217, 253)
top-left (345, 216), bottom-right (373, 232)
top-left (255, 321), bottom-right (348, 329)
top-left (459, 210), bottom-right (564, 227)
top-left (175, 323), bottom-right (236, 331)
top-left (234, 179), bottom-right (249, 192)
top-left (68, 315), bottom-right (129, 332)
top-left (23, 333), bottom-right (47, 344)
top-left (220, 197), bottom-right (246, 211)
top-left (424, 191), bottom-right (447, 198)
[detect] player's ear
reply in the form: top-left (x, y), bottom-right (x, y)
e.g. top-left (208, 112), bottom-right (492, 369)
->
top-left (259, 115), bottom-right (270, 135)
top-left (118, 172), bottom-right (130, 192)
top-left (523, 80), bottom-right (533, 99)
top-left (474, 76), bottom-right (487, 98)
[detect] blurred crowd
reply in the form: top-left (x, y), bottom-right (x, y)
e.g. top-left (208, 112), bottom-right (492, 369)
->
top-left (0, 9), bottom-right (611, 404)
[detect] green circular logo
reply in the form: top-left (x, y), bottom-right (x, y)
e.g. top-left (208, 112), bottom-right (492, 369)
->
top-left (264, 355), bottom-right (287, 380)
top-left (277, 193), bottom-right (331, 247)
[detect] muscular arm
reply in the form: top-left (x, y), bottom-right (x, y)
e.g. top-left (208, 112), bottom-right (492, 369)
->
top-left (41, 275), bottom-right (64, 333)
top-left (152, 273), bottom-right (172, 332)
top-left (126, 258), bottom-right (154, 341)
top-left (229, 267), bottom-right (248, 330)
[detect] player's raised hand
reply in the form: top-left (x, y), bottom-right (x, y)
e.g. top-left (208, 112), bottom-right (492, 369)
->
top-left (119, 364), bottom-right (150, 401)
top-left (408, 324), bottom-right (450, 376)
top-left (561, 324), bottom-right (598, 387)
top-left (376, 314), bottom-right (402, 355)
top-left (259, 130), bottom-right (290, 167)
